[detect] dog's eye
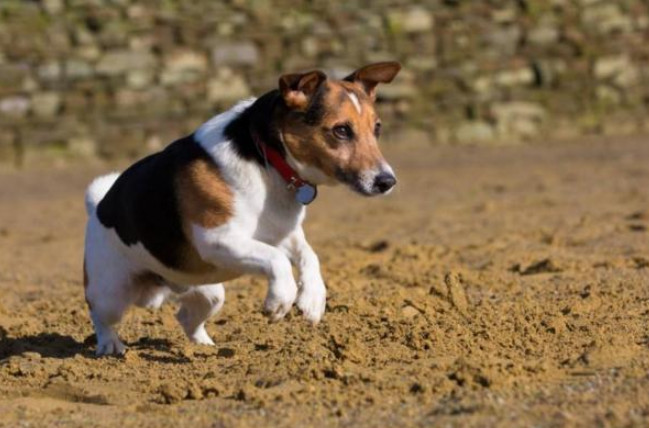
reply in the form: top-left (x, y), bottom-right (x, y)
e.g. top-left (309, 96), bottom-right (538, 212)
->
top-left (374, 122), bottom-right (382, 138)
top-left (333, 124), bottom-right (353, 140)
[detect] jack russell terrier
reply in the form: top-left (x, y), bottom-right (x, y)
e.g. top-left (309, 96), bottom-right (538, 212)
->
top-left (83, 62), bottom-right (401, 355)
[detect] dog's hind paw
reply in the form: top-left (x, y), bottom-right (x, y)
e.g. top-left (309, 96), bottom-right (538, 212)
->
top-left (96, 336), bottom-right (126, 356)
top-left (188, 325), bottom-right (215, 346)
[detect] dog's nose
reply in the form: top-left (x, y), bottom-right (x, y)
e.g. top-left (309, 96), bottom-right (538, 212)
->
top-left (373, 172), bottom-right (397, 194)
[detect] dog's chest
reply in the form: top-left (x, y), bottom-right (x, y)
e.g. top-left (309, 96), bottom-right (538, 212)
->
top-left (234, 180), bottom-right (305, 245)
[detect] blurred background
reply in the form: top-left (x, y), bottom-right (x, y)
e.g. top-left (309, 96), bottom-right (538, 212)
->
top-left (0, 0), bottom-right (648, 165)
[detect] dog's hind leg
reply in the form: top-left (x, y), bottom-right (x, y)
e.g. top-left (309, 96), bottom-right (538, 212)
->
top-left (85, 265), bottom-right (133, 356)
top-left (175, 283), bottom-right (225, 345)
top-left (84, 218), bottom-right (136, 356)
top-left (132, 272), bottom-right (171, 310)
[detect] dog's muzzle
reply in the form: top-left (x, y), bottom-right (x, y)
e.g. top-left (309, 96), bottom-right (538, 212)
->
top-left (338, 166), bottom-right (397, 196)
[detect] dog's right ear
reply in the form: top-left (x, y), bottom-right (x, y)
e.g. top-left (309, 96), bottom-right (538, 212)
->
top-left (279, 70), bottom-right (327, 111)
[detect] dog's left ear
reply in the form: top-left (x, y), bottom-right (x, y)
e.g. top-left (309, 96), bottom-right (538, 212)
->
top-left (344, 62), bottom-right (402, 100)
top-left (279, 70), bottom-right (327, 111)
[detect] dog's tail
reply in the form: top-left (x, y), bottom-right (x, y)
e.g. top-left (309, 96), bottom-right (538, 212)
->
top-left (85, 172), bottom-right (120, 215)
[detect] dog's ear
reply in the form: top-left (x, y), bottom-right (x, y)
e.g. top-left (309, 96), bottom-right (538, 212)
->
top-left (279, 70), bottom-right (327, 110)
top-left (344, 62), bottom-right (401, 100)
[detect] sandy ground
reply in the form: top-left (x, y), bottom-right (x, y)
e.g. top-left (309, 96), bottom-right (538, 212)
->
top-left (0, 137), bottom-right (648, 427)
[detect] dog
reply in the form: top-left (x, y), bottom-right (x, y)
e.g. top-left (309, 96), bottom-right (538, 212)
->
top-left (83, 62), bottom-right (401, 355)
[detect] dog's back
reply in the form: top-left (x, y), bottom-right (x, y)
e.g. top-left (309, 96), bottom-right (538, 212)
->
top-left (85, 172), bottom-right (120, 215)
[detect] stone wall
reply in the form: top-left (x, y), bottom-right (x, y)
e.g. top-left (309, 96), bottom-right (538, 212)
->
top-left (1, 0), bottom-right (648, 163)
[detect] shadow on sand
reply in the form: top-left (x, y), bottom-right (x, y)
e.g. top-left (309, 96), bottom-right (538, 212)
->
top-left (0, 328), bottom-right (177, 360)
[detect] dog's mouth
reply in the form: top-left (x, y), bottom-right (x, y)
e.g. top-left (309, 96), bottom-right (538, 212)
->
top-left (336, 168), bottom-right (397, 196)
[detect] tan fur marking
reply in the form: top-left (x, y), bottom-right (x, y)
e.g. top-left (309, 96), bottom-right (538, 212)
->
top-left (176, 158), bottom-right (234, 229)
top-left (282, 80), bottom-right (384, 180)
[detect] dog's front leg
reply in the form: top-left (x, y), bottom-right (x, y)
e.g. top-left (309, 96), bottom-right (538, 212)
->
top-left (280, 227), bottom-right (327, 324)
top-left (194, 230), bottom-right (297, 321)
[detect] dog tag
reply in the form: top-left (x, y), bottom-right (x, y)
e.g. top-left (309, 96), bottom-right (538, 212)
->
top-left (295, 183), bottom-right (317, 205)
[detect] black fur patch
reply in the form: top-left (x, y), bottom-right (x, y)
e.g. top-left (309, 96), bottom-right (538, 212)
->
top-left (96, 134), bottom-right (209, 270)
top-left (303, 84), bottom-right (328, 126)
top-left (224, 85), bottom-right (329, 164)
top-left (224, 90), bottom-right (286, 165)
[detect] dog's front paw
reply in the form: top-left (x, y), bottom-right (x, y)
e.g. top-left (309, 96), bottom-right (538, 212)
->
top-left (263, 282), bottom-right (298, 322)
top-left (297, 282), bottom-right (326, 324)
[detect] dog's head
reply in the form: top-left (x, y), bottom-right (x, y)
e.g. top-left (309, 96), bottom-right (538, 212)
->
top-left (276, 62), bottom-right (401, 196)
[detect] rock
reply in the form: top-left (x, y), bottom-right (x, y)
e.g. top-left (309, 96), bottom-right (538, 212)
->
top-left (492, 102), bottom-right (546, 141)
top-left (160, 50), bottom-right (208, 85)
top-left (37, 61), bottom-right (62, 82)
top-left (455, 121), bottom-right (495, 144)
top-left (401, 305), bottom-right (420, 318)
top-left (533, 59), bottom-right (567, 86)
top-left (21, 75), bottom-right (38, 93)
top-left (493, 102), bottom-right (546, 122)
top-left (594, 55), bottom-right (639, 87)
top-left (387, 7), bottom-right (434, 33)
top-left (528, 25), bottom-right (560, 46)
top-left (406, 56), bottom-right (437, 71)
top-left (41, 0), bottom-right (64, 14)
top-left (64, 59), bottom-right (93, 80)
top-left (73, 26), bottom-right (96, 46)
top-left (68, 136), bottom-right (96, 157)
top-left (495, 67), bottom-right (535, 87)
top-left (114, 89), bottom-right (144, 109)
top-left (444, 272), bottom-right (468, 315)
top-left (402, 7), bottom-right (434, 33)
top-left (127, 4), bottom-right (151, 20)
top-left (31, 92), bottom-right (61, 118)
top-left (0, 96), bottom-right (30, 118)
top-left (492, 8), bottom-right (517, 24)
top-left (96, 50), bottom-right (156, 76)
top-left (76, 45), bottom-right (101, 61)
top-left (279, 11), bottom-right (314, 34)
top-left (596, 85), bottom-right (622, 104)
top-left (212, 42), bottom-right (259, 67)
top-left (301, 37), bottom-right (319, 58)
top-left (485, 26), bottom-right (521, 56)
top-left (595, 55), bottom-right (630, 79)
top-left (582, 3), bottom-right (633, 34)
top-left (637, 14), bottom-right (649, 30)
top-left (375, 70), bottom-right (416, 101)
top-left (164, 50), bottom-right (208, 73)
top-left (472, 76), bottom-right (495, 96)
top-left (377, 82), bottom-right (417, 101)
top-left (207, 68), bottom-right (251, 104)
top-left (126, 69), bottom-right (154, 89)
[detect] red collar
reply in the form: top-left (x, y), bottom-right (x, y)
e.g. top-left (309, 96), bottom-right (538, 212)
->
top-left (251, 131), bottom-right (318, 204)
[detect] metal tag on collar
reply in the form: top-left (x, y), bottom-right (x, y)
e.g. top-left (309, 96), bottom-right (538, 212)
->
top-left (295, 183), bottom-right (317, 205)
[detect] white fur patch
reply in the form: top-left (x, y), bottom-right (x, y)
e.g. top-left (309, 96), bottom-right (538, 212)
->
top-left (358, 167), bottom-right (380, 194)
top-left (347, 91), bottom-right (362, 114)
top-left (85, 172), bottom-right (119, 215)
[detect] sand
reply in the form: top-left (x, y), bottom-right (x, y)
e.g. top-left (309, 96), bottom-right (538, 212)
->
top-left (0, 136), bottom-right (648, 427)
